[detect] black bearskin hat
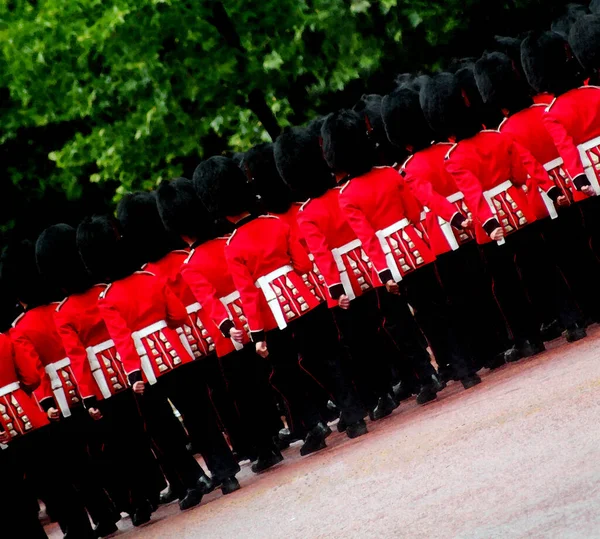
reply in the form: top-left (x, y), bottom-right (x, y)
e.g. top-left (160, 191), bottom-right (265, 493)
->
top-left (551, 3), bottom-right (588, 39)
top-left (193, 156), bottom-right (256, 218)
top-left (156, 177), bottom-right (218, 242)
top-left (116, 191), bottom-right (183, 265)
top-left (306, 116), bottom-right (325, 139)
top-left (36, 224), bottom-right (91, 295)
top-left (420, 72), bottom-right (481, 142)
top-left (570, 14), bottom-right (600, 71)
top-left (455, 63), bottom-right (504, 130)
top-left (382, 85), bottom-right (434, 153)
top-left (475, 52), bottom-right (533, 114)
top-left (591, 0), bottom-right (600, 14)
top-left (274, 126), bottom-right (335, 201)
top-left (321, 109), bottom-right (376, 177)
top-left (1, 240), bottom-right (59, 307)
top-left (521, 31), bottom-right (582, 95)
top-left (77, 215), bottom-right (137, 283)
top-left (353, 94), bottom-right (400, 166)
top-left (242, 143), bottom-right (292, 214)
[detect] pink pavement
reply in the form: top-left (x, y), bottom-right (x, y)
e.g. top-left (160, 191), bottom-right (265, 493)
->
top-left (48, 326), bottom-right (600, 538)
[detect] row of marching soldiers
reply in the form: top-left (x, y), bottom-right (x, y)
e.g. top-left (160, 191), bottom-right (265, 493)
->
top-left (3, 6), bottom-right (600, 538)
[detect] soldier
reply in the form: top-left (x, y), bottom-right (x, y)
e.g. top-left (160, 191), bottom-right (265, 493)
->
top-left (156, 177), bottom-right (284, 472)
top-left (380, 83), bottom-right (511, 369)
top-left (36, 224), bottom-right (166, 525)
top-left (194, 156), bottom-right (368, 451)
top-left (321, 109), bottom-right (481, 395)
top-left (4, 240), bottom-right (118, 536)
top-left (76, 215), bottom-right (229, 511)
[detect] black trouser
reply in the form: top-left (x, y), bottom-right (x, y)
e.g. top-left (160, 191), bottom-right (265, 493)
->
top-left (1, 446), bottom-right (47, 539)
top-left (483, 224), bottom-right (582, 344)
top-left (436, 242), bottom-right (511, 368)
top-left (381, 264), bottom-right (475, 382)
top-left (52, 406), bottom-right (116, 527)
top-left (137, 380), bottom-right (204, 495)
top-left (95, 390), bottom-right (166, 512)
top-left (539, 206), bottom-right (600, 322)
top-left (333, 292), bottom-right (394, 409)
top-left (294, 304), bottom-right (366, 425)
top-left (219, 345), bottom-right (280, 457)
top-left (162, 362), bottom-right (240, 483)
top-left (11, 427), bottom-right (94, 538)
top-left (199, 353), bottom-right (253, 457)
top-left (580, 195), bottom-right (600, 259)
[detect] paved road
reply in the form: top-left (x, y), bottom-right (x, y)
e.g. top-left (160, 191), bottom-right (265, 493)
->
top-left (47, 328), bottom-right (600, 538)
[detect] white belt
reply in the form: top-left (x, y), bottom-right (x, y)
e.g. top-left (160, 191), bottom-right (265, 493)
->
top-left (483, 180), bottom-right (514, 246)
top-left (86, 339), bottom-right (115, 400)
top-left (578, 136), bottom-right (600, 195)
top-left (543, 157), bottom-right (564, 171)
top-left (186, 302), bottom-right (201, 314)
top-left (131, 321), bottom-right (168, 385)
top-left (219, 292), bottom-right (244, 351)
top-left (0, 382), bottom-right (20, 398)
top-left (542, 158), bottom-right (564, 219)
top-left (375, 218), bottom-right (410, 283)
top-left (331, 239), bottom-right (363, 301)
top-left (44, 358), bottom-right (72, 418)
top-left (446, 191), bottom-right (464, 204)
top-left (255, 265), bottom-right (294, 330)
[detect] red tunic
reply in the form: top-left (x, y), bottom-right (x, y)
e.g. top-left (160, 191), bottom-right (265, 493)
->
top-left (98, 271), bottom-right (193, 384)
top-left (338, 166), bottom-right (436, 284)
top-left (54, 285), bottom-right (127, 403)
top-left (444, 130), bottom-right (554, 244)
top-left (225, 215), bottom-right (321, 340)
top-left (181, 238), bottom-right (251, 357)
top-left (145, 250), bottom-right (216, 359)
top-left (543, 85), bottom-right (600, 190)
top-left (0, 333), bottom-right (48, 441)
top-left (11, 305), bottom-right (82, 417)
top-left (401, 143), bottom-right (476, 250)
top-left (296, 188), bottom-right (379, 305)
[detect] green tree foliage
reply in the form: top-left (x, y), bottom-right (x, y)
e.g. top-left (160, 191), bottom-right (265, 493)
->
top-left (0, 0), bottom-right (577, 236)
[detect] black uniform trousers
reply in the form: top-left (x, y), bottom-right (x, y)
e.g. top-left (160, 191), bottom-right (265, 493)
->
top-left (10, 427), bottom-right (94, 538)
top-left (95, 390), bottom-right (166, 512)
top-left (1, 445), bottom-right (47, 539)
top-left (435, 242), bottom-right (511, 369)
top-left (51, 406), bottom-right (116, 527)
top-left (380, 264), bottom-right (475, 383)
top-left (483, 224), bottom-right (582, 345)
top-left (333, 291), bottom-right (394, 409)
top-left (161, 361), bottom-right (240, 483)
top-left (219, 345), bottom-right (280, 457)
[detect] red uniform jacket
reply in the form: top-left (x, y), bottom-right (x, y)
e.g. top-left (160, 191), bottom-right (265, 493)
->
top-left (145, 250), bottom-right (217, 359)
top-left (338, 166), bottom-right (436, 284)
top-left (181, 238), bottom-right (251, 357)
top-left (0, 333), bottom-right (48, 441)
top-left (297, 187), bottom-right (381, 304)
top-left (543, 85), bottom-right (600, 189)
top-left (11, 305), bottom-right (82, 416)
top-left (225, 215), bottom-right (321, 341)
top-left (401, 143), bottom-right (476, 251)
top-left (444, 130), bottom-right (555, 244)
top-left (98, 271), bottom-right (193, 385)
top-left (54, 284), bottom-right (127, 404)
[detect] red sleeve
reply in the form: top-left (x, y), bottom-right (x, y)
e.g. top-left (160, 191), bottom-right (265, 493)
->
top-left (510, 139), bottom-right (555, 193)
top-left (297, 212), bottom-right (342, 291)
top-left (10, 338), bottom-right (40, 393)
top-left (403, 168), bottom-right (458, 222)
top-left (285, 222), bottom-right (313, 275)
top-left (163, 284), bottom-right (188, 329)
top-left (543, 109), bottom-right (586, 178)
top-left (225, 240), bottom-right (265, 340)
top-left (54, 309), bottom-right (95, 400)
top-left (338, 188), bottom-right (390, 279)
top-left (444, 146), bottom-right (496, 228)
top-left (12, 334), bottom-right (53, 406)
top-left (98, 296), bottom-right (140, 378)
top-left (181, 264), bottom-right (231, 328)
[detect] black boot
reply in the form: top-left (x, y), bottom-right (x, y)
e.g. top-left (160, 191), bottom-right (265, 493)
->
top-left (392, 381), bottom-right (416, 402)
top-left (487, 352), bottom-right (507, 370)
top-left (336, 415), bottom-right (347, 433)
top-left (461, 373), bottom-right (482, 390)
top-left (520, 339), bottom-right (546, 357)
top-left (221, 476), bottom-right (241, 495)
top-left (313, 421), bottom-right (332, 440)
top-left (504, 346), bottom-right (522, 363)
top-left (416, 384), bottom-right (437, 405)
top-left (159, 486), bottom-right (177, 505)
top-left (540, 319), bottom-right (563, 342)
top-left (370, 394), bottom-right (396, 421)
top-left (565, 324), bottom-right (587, 343)
top-left (179, 486), bottom-right (204, 510)
top-left (197, 475), bottom-right (216, 494)
top-left (300, 424), bottom-right (328, 456)
top-left (251, 450), bottom-right (284, 474)
top-left (346, 419), bottom-right (368, 439)
top-left (131, 502), bottom-right (152, 527)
